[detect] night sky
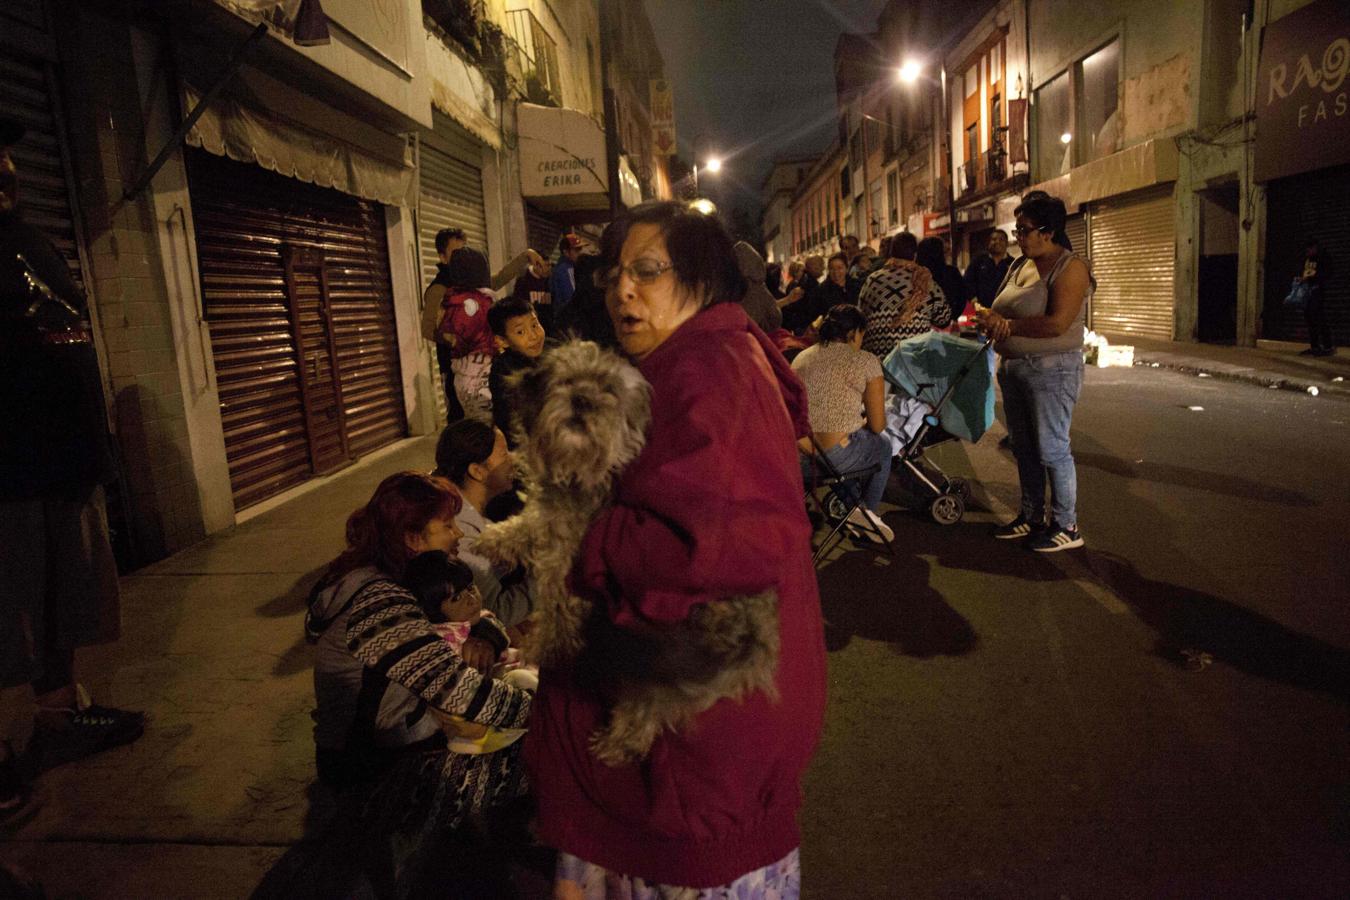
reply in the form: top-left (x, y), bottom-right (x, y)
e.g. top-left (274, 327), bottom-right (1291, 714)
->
top-left (641, 0), bottom-right (888, 216)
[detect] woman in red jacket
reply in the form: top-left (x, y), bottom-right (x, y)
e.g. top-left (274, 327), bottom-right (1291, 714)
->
top-left (524, 201), bottom-right (827, 898)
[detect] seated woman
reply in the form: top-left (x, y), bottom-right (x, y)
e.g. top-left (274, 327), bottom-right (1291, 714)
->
top-left (790, 304), bottom-right (894, 543)
top-left (306, 471), bottom-right (533, 890)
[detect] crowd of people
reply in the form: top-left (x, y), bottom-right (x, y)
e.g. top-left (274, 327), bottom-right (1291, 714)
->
top-left (294, 190), bottom-right (1100, 896)
top-left (2, 98), bottom-right (1096, 895)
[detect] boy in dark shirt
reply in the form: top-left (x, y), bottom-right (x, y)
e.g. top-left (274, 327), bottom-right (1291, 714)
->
top-left (487, 297), bottom-right (548, 447)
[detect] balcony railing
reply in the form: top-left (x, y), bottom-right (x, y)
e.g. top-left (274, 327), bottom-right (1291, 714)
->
top-left (506, 8), bottom-right (561, 106)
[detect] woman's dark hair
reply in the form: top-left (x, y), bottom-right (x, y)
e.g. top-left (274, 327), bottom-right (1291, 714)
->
top-left (600, 200), bottom-right (746, 309)
top-left (446, 247), bottom-right (491, 290)
top-left (403, 550), bottom-right (475, 623)
top-left (435, 227), bottom-right (466, 255)
top-left (817, 304), bottom-right (867, 344)
top-left (322, 472), bottom-right (461, 584)
top-left (890, 231), bottom-right (919, 261)
top-left (915, 237), bottom-right (946, 277)
top-left (1015, 192), bottom-right (1073, 250)
top-left (827, 252), bottom-right (848, 267)
top-left (434, 418), bottom-right (496, 485)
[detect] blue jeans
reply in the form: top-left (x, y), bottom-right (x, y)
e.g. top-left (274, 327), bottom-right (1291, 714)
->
top-left (802, 428), bottom-right (893, 512)
top-left (997, 351), bottom-right (1083, 528)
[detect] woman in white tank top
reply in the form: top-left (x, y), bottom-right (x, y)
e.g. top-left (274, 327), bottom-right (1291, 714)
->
top-left (974, 193), bottom-right (1093, 552)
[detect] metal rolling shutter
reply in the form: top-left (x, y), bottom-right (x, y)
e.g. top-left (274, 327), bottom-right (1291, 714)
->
top-left (417, 138), bottom-right (487, 290)
top-left (1263, 163), bottom-right (1350, 345)
top-left (417, 130), bottom-right (487, 423)
top-left (1064, 213), bottom-right (1087, 259)
top-left (187, 150), bottom-right (406, 509)
top-left (527, 206), bottom-right (565, 261)
top-left (0, 12), bottom-right (85, 291)
top-left (1088, 186), bottom-right (1176, 340)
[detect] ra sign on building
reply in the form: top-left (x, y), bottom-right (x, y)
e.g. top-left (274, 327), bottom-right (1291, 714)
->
top-left (1254, 0), bottom-right (1350, 182)
top-left (650, 78), bottom-right (676, 157)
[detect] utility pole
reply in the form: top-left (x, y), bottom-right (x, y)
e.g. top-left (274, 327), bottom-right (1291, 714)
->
top-left (597, 0), bottom-right (623, 220)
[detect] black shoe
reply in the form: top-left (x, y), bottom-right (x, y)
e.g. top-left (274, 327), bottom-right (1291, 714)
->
top-left (1300, 347), bottom-right (1320, 356)
top-left (31, 702), bottom-right (145, 772)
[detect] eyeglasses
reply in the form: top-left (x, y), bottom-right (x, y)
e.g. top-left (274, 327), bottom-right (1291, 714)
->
top-left (599, 259), bottom-right (674, 287)
top-left (1012, 225), bottom-right (1050, 238)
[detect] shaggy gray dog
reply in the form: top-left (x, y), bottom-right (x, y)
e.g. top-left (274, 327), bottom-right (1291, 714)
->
top-left (475, 340), bottom-right (780, 765)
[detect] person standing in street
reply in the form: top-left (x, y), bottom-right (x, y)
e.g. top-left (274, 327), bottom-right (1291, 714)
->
top-left (1298, 239), bottom-right (1335, 357)
top-left (549, 233), bottom-right (585, 326)
top-left (857, 231), bottom-right (951, 358)
top-left (510, 253), bottom-right (554, 336)
top-left (1, 117), bottom-right (143, 826)
top-left (841, 234), bottom-right (865, 280)
top-left (917, 236), bottom-right (971, 323)
top-left (819, 252), bottom-right (855, 308)
top-left (965, 229), bottom-right (1014, 309)
top-left (975, 192), bottom-right (1093, 553)
top-left (782, 254), bottom-right (827, 334)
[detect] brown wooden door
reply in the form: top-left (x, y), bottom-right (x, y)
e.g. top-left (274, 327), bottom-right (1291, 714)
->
top-left (282, 245), bottom-right (349, 475)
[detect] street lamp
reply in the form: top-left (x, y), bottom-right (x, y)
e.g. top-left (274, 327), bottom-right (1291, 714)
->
top-left (898, 58), bottom-right (957, 260)
top-left (691, 134), bottom-right (723, 197)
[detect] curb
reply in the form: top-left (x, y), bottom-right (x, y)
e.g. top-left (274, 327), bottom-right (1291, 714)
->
top-left (1131, 355), bottom-right (1349, 398)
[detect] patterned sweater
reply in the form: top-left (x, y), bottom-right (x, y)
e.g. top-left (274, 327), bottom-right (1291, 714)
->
top-left (311, 567), bottom-right (531, 751)
top-left (858, 260), bottom-right (952, 359)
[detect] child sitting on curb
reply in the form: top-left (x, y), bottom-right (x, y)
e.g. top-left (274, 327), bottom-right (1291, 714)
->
top-left (403, 551), bottom-right (536, 755)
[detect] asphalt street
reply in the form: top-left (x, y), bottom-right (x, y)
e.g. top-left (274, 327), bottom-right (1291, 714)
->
top-left (802, 364), bottom-right (1350, 898)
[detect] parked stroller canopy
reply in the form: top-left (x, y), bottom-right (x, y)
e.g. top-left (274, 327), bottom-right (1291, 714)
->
top-left (882, 333), bottom-right (995, 444)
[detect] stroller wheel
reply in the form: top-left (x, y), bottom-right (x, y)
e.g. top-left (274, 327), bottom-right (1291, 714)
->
top-left (948, 478), bottom-right (972, 500)
top-left (825, 493), bottom-right (850, 523)
top-left (929, 492), bottom-right (965, 526)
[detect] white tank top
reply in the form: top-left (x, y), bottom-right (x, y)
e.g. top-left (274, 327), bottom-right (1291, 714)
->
top-left (990, 250), bottom-right (1090, 358)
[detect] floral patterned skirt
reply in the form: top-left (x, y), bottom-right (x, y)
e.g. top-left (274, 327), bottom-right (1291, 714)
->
top-left (555, 848), bottom-right (801, 900)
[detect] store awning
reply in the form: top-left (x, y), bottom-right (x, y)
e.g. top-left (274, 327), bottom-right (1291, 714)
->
top-left (182, 65), bottom-right (413, 207)
top-left (517, 103), bottom-right (612, 213)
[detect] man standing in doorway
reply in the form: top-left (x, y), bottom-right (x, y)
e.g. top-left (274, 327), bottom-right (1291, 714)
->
top-left (422, 228), bottom-right (542, 423)
top-left (549, 233), bottom-right (585, 327)
top-left (964, 228), bottom-right (1013, 309)
top-left (1299, 239), bottom-right (1335, 357)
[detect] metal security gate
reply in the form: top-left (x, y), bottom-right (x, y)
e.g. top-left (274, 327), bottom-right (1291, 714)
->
top-left (1064, 213), bottom-right (1087, 260)
top-left (527, 206), bottom-right (566, 261)
top-left (1263, 163), bottom-right (1350, 345)
top-left (187, 149), bottom-right (407, 509)
top-left (1088, 186), bottom-right (1177, 340)
top-left (417, 123), bottom-right (487, 423)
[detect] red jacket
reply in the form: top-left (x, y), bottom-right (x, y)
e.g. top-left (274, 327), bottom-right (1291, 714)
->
top-left (439, 287), bottom-right (495, 358)
top-left (524, 303), bottom-right (827, 887)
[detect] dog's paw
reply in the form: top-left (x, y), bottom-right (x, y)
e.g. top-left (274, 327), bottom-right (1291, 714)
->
top-left (588, 721), bottom-right (655, 766)
top-left (474, 520), bottom-right (526, 566)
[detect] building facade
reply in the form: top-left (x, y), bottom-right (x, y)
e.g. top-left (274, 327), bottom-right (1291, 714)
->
top-left (760, 158), bottom-right (816, 265)
top-left (0, 0), bottom-right (670, 567)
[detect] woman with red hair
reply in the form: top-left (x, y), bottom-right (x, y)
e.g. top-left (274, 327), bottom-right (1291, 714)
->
top-left (305, 471), bottom-right (532, 890)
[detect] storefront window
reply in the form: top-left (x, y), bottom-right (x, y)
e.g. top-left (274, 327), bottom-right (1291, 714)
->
top-left (1035, 72), bottom-right (1071, 179)
top-left (1079, 40), bottom-right (1120, 161)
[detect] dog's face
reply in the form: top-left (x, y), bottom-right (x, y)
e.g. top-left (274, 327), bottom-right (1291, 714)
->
top-left (511, 341), bottom-right (651, 492)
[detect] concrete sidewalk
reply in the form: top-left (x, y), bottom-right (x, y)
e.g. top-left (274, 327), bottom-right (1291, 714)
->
top-left (0, 435), bottom-right (442, 898)
top-left (1124, 336), bottom-right (1350, 398)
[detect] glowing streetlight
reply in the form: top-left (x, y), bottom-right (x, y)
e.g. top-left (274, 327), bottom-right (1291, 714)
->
top-left (897, 59), bottom-right (922, 84)
top-left (1060, 132), bottom-right (1073, 144)
top-left (704, 156), bottom-right (723, 174)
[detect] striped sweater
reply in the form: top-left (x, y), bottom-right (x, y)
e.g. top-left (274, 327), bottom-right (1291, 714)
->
top-left (312, 567), bottom-right (531, 751)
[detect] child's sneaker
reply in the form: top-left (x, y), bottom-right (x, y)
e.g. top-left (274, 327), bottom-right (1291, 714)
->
top-left (1029, 523), bottom-right (1084, 552)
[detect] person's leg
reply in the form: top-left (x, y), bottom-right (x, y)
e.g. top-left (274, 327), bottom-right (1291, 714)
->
top-left (437, 344), bottom-right (464, 424)
top-left (998, 359), bottom-right (1047, 523)
top-left (1025, 352), bottom-right (1084, 531)
top-left (849, 428), bottom-right (893, 511)
top-left (1311, 289), bottom-right (1334, 352)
